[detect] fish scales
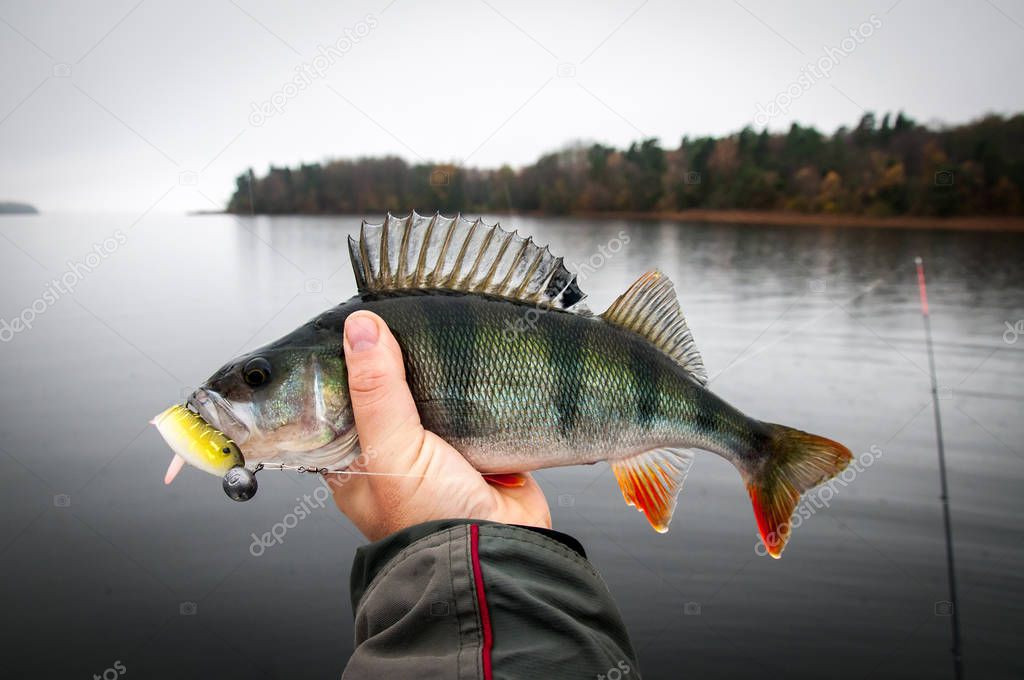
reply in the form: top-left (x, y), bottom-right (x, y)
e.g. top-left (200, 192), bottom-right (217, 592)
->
top-left (320, 292), bottom-right (759, 473)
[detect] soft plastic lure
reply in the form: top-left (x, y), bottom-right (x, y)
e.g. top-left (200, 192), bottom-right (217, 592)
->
top-left (151, 404), bottom-right (256, 500)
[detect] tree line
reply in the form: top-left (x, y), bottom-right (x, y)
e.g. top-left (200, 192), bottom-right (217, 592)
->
top-left (227, 112), bottom-right (1024, 217)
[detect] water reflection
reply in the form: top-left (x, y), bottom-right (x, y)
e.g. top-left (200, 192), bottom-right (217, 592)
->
top-left (0, 212), bottom-right (1021, 678)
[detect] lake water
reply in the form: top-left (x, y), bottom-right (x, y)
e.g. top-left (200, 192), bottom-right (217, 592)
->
top-left (1, 213), bottom-right (1022, 679)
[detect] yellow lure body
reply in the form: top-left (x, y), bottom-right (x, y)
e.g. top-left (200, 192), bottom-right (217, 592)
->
top-left (151, 404), bottom-right (245, 479)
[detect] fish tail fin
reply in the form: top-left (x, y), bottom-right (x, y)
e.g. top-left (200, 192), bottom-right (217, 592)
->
top-left (745, 424), bottom-right (852, 559)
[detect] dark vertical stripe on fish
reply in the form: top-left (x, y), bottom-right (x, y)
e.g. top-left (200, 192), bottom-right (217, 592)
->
top-left (692, 404), bottom-right (718, 437)
top-left (424, 299), bottom-right (477, 439)
top-left (549, 314), bottom-right (582, 439)
top-left (629, 340), bottom-right (659, 429)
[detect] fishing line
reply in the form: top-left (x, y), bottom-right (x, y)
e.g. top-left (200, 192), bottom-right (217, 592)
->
top-left (249, 462), bottom-right (429, 477)
top-left (915, 256), bottom-right (964, 680)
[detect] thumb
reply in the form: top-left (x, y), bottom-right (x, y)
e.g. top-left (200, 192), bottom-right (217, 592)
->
top-left (343, 311), bottom-right (423, 469)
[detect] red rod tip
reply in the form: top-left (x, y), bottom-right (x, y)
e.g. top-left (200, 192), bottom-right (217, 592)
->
top-left (915, 257), bottom-right (929, 316)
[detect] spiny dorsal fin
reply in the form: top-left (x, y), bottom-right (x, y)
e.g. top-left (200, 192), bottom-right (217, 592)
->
top-left (611, 447), bottom-right (696, 533)
top-left (348, 212), bottom-right (589, 313)
top-left (601, 270), bottom-right (707, 385)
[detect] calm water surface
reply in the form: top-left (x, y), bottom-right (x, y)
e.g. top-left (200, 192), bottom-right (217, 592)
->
top-left (0, 213), bottom-right (1022, 679)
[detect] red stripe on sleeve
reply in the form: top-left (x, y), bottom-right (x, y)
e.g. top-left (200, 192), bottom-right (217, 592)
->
top-left (469, 524), bottom-right (493, 680)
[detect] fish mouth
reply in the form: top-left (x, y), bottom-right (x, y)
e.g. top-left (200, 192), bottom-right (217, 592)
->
top-left (188, 388), bottom-right (251, 445)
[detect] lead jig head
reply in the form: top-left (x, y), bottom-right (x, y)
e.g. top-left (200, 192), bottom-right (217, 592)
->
top-left (223, 465), bottom-right (258, 501)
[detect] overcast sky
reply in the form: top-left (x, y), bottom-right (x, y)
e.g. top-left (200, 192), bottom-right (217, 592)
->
top-left (2, 0), bottom-right (1023, 212)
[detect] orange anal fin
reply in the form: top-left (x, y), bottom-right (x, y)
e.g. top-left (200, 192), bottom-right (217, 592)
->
top-left (483, 473), bottom-right (528, 488)
top-left (611, 447), bottom-right (695, 533)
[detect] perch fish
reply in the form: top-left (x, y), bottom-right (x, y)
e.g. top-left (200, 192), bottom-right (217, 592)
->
top-left (153, 213), bottom-right (852, 557)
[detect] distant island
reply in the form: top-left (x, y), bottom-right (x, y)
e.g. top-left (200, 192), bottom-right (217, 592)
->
top-left (226, 112), bottom-right (1024, 227)
top-left (0, 202), bottom-right (38, 215)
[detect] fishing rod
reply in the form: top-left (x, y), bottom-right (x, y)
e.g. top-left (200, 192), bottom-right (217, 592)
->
top-left (914, 256), bottom-right (964, 680)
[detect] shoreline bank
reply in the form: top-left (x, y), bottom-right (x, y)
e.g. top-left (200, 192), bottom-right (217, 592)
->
top-left (518, 209), bottom-right (1024, 232)
top-left (203, 209), bottom-right (1024, 232)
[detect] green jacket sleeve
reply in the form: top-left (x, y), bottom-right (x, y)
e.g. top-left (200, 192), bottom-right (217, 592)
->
top-left (343, 519), bottom-right (641, 680)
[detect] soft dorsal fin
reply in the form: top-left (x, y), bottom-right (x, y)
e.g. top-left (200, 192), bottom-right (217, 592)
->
top-left (348, 212), bottom-right (589, 313)
top-left (601, 270), bottom-right (707, 385)
top-left (611, 446), bottom-right (696, 533)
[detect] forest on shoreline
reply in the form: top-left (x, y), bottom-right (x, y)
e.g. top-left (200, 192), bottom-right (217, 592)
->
top-left (227, 112), bottom-right (1024, 219)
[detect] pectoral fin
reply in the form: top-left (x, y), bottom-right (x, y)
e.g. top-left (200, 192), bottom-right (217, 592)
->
top-left (611, 447), bottom-right (696, 533)
top-left (483, 473), bottom-right (528, 488)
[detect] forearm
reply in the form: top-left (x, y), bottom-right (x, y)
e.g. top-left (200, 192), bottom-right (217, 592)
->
top-left (344, 520), bottom-right (640, 680)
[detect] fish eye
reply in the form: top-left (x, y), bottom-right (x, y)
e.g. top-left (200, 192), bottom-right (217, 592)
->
top-left (243, 357), bottom-right (272, 388)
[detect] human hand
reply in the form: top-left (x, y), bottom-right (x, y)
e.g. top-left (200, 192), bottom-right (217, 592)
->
top-left (328, 310), bottom-right (552, 541)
